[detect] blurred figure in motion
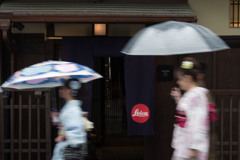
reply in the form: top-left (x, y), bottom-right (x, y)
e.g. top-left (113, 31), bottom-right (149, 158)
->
top-left (170, 57), bottom-right (210, 160)
top-left (51, 78), bottom-right (87, 160)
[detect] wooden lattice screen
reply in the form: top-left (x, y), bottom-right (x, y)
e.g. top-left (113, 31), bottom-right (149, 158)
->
top-left (230, 0), bottom-right (240, 27)
top-left (0, 91), bottom-right (52, 160)
top-left (211, 90), bottom-right (240, 160)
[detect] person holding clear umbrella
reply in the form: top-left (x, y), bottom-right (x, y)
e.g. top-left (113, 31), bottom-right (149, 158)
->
top-left (51, 78), bottom-right (87, 160)
top-left (170, 57), bottom-right (210, 160)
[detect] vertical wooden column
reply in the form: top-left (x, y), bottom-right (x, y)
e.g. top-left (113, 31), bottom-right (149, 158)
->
top-left (0, 93), bottom-right (3, 160)
top-left (37, 98), bottom-right (40, 160)
top-left (19, 95), bottom-right (22, 160)
top-left (0, 19), bottom-right (14, 74)
top-left (238, 98), bottom-right (240, 160)
top-left (10, 94), bottom-right (14, 160)
top-left (45, 92), bottom-right (51, 159)
top-left (28, 94), bottom-right (32, 160)
top-left (0, 30), bottom-right (2, 84)
top-left (45, 23), bottom-right (55, 60)
top-left (0, 18), bottom-right (10, 83)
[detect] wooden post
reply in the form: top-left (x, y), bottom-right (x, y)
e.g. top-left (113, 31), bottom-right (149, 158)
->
top-left (0, 19), bottom-right (14, 74)
top-left (0, 92), bottom-right (4, 160)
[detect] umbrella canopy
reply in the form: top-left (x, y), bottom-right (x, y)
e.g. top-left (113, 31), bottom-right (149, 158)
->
top-left (121, 21), bottom-right (230, 56)
top-left (1, 60), bottom-right (102, 90)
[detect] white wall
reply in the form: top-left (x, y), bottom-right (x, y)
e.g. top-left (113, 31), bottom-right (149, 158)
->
top-left (11, 23), bottom-right (45, 33)
top-left (189, 0), bottom-right (240, 36)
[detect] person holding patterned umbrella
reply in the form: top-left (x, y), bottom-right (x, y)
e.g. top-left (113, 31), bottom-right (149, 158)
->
top-left (51, 78), bottom-right (87, 160)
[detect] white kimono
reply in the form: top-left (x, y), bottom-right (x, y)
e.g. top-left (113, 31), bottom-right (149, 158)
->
top-left (172, 87), bottom-right (210, 160)
top-left (52, 100), bottom-right (87, 160)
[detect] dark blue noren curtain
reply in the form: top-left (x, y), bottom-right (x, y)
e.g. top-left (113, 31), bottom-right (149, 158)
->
top-left (63, 37), bottom-right (155, 135)
top-left (93, 37), bottom-right (127, 57)
top-left (62, 37), bottom-right (127, 118)
top-left (62, 37), bottom-right (94, 117)
top-left (125, 55), bottom-right (155, 135)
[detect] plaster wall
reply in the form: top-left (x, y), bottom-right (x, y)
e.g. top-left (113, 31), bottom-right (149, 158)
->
top-left (189, 0), bottom-right (240, 35)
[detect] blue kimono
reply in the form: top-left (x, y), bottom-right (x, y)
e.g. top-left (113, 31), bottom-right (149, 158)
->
top-left (52, 100), bottom-right (87, 160)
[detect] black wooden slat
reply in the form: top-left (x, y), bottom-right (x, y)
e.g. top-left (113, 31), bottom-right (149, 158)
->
top-left (28, 94), bottom-right (32, 160)
top-left (19, 95), bottom-right (22, 160)
top-left (0, 94), bottom-right (3, 160)
top-left (4, 105), bottom-right (48, 109)
top-left (238, 97), bottom-right (240, 160)
top-left (229, 96), bottom-right (232, 160)
top-left (233, 0), bottom-right (235, 27)
top-left (10, 94), bottom-right (14, 160)
top-left (3, 139), bottom-right (48, 143)
top-left (220, 96), bottom-right (224, 160)
top-left (45, 92), bottom-right (51, 159)
top-left (37, 98), bottom-right (40, 160)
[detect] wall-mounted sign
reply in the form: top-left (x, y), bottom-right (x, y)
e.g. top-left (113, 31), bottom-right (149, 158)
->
top-left (157, 65), bottom-right (173, 81)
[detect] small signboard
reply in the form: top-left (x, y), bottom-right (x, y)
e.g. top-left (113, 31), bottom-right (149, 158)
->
top-left (157, 65), bottom-right (173, 81)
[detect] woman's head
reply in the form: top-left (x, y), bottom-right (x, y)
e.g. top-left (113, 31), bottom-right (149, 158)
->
top-left (176, 57), bottom-right (201, 91)
top-left (59, 78), bottom-right (81, 100)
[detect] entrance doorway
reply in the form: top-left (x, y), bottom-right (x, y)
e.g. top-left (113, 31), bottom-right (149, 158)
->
top-left (91, 57), bottom-right (144, 160)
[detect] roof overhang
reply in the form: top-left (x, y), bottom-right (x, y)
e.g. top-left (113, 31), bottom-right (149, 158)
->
top-left (0, 1), bottom-right (197, 23)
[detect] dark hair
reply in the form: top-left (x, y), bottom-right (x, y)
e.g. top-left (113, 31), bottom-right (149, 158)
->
top-left (64, 78), bottom-right (81, 98)
top-left (177, 57), bottom-right (201, 82)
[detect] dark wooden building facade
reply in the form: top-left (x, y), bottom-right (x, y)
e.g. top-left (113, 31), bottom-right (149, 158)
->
top-left (1, 0), bottom-right (240, 160)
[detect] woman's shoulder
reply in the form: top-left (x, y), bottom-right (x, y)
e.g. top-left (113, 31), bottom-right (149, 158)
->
top-left (191, 87), bottom-right (208, 94)
top-left (60, 100), bottom-right (82, 113)
top-left (187, 87), bottom-right (209, 99)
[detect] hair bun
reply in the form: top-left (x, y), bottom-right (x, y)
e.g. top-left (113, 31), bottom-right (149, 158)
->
top-left (69, 80), bottom-right (81, 90)
top-left (181, 61), bottom-right (194, 69)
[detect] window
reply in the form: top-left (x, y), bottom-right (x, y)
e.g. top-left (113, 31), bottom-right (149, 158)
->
top-left (230, 0), bottom-right (240, 27)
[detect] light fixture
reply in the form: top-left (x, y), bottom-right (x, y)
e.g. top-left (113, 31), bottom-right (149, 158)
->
top-left (13, 22), bottom-right (25, 31)
top-left (94, 23), bottom-right (107, 36)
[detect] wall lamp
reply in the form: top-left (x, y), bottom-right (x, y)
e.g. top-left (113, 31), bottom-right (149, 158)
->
top-left (94, 23), bottom-right (107, 36)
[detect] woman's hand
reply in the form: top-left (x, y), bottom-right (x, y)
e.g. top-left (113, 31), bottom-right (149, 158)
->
top-left (50, 111), bottom-right (60, 124)
top-left (55, 135), bottom-right (66, 142)
top-left (50, 111), bottom-right (59, 118)
top-left (189, 149), bottom-right (197, 159)
top-left (170, 87), bottom-right (181, 104)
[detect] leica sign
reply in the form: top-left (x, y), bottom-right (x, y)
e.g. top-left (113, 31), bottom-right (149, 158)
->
top-left (131, 104), bottom-right (150, 123)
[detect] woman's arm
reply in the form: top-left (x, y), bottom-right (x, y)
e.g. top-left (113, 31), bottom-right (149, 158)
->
top-left (170, 87), bottom-right (182, 104)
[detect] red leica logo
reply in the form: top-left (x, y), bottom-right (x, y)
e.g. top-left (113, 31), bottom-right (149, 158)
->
top-left (131, 104), bottom-right (150, 123)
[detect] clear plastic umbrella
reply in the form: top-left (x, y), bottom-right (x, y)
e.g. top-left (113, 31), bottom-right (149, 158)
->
top-left (121, 21), bottom-right (230, 56)
top-left (1, 60), bottom-right (102, 90)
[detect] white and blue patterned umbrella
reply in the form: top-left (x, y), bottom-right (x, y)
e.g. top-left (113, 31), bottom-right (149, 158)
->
top-left (1, 60), bottom-right (103, 90)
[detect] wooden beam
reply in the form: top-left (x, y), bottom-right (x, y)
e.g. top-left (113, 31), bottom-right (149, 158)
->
top-left (9, 15), bottom-right (197, 23)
